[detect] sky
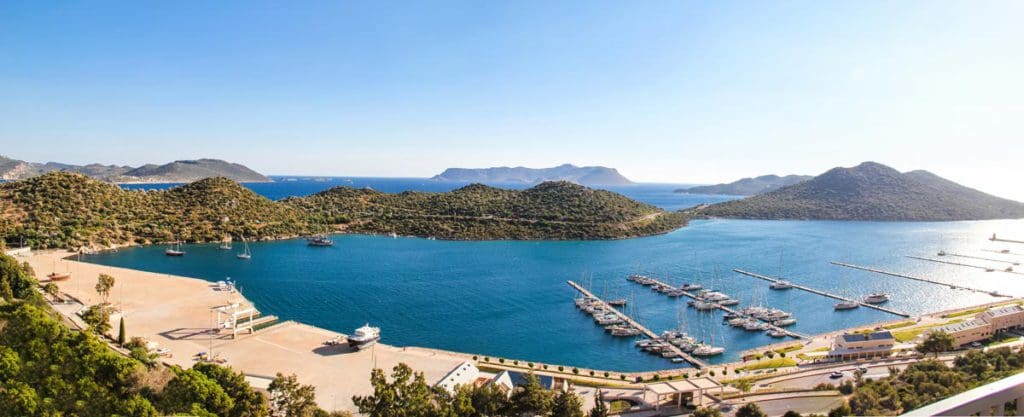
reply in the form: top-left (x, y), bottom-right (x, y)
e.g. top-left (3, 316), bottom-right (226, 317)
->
top-left (1, 1), bottom-right (1022, 199)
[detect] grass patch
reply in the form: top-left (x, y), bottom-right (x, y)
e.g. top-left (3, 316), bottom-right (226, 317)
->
top-left (773, 344), bottom-right (803, 354)
top-left (892, 319), bottom-right (965, 342)
top-left (609, 400), bottom-right (632, 413)
top-left (883, 321), bottom-right (916, 330)
top-left (943, 307), bottom-right (987, 319)
top-left (739, 357), bottom-right (797, 371)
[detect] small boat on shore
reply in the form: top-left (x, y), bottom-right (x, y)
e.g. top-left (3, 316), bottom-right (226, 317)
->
top-left (348, 324), bottom-right (381, 350)
top-left (47, 272), bottom-right (71, 281)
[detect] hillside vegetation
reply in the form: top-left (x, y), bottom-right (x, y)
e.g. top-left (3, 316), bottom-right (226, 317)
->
top-left (0, 155), bottom-right (269, 182)
top-left (0, 173), bottom-right (690, 248)
top-left (700, 162), bottom-right (1024, 221)
top-left (287, 181), bottom-right (689, 240)
top-left (677, 174), bottom-right (812, 196)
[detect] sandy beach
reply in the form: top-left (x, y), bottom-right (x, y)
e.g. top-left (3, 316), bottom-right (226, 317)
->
top-left (25, 250), bottom-right (470, 413)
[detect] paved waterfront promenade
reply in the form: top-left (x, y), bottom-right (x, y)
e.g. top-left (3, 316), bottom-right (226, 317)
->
top-left (25, 250), bottom-right (469, 413)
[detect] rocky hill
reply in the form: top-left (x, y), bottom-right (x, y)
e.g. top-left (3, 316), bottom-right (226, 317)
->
top-left (285, 181), bottom-right (688, 240)
top-left (700, 162), bottom-right (1024, 221)
top-left (431, 164), bottom-right (633, 186)
top-left (0, 155), bottom-right (269, 183)
top-left (677, 174), bottom-right (812, 196)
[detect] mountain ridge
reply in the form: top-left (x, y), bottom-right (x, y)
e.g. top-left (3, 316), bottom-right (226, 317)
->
top-left (700, 161), bottom-right (1024, 221)
top-left (431, 163), bottom-right (633, 186)
top-left (0, 155), bottom-right (270, 183)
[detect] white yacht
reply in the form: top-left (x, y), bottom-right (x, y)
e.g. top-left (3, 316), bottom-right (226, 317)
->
top-left (834, 300), bottom-right (860, 310)
top-left (863, 293), bottom-right (890, 304)
top-left (769, 280), bottom-right (793, 290)
top-left (349, 324), bottom-right (381, 350)
top-left (692, 344), bottom-right (725, 357)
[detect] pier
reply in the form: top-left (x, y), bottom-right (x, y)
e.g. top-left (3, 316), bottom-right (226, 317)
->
top-left (982, 249), bottom-right (1024, 258)
top-left (907, 256), bottom-right (1023, 276)
top-left (567, 280), bottom-right (709, 368)
top-left (733, 269), bottom-right (911, 318)
top-left (626, 276), bottom-right (807, 340)
top-left (991, 235), bottom-right (1024, 245)
top-left (940, 252), bottom-right (1021, 266)
top-left (830, 262), bottom-right (1010, 298)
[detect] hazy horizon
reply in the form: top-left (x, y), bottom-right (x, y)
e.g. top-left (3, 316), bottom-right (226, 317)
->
top-left (3, 1), bottom-right (1022, 199)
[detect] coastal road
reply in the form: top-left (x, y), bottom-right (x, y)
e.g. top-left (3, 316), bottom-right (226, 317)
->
top-left (723, 393), bottom-right (844, 417)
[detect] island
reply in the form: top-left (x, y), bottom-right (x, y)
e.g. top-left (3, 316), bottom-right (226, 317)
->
top-left (0, 155), bottom-right (270, 183)
top-left (0, 172), bottom-right (689, 249)
top-left (699, 161), bottom-right (1024, 221)
top-left (676, 174), bottom-right (812, 196)
top-left (431, 163), bottom-right (633, 186)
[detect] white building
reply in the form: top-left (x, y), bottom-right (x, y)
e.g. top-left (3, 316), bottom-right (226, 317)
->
top-left (827, 330), bottom-right (896, 361)
top-left (930, 305), bottom-right (1024, 348)
top-left (435, 361), bottom-right (479, 394)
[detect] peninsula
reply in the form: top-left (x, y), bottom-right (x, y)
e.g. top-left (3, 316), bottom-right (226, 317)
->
top-left (677, 174), bottom-right (812, 196)
top-left (700, 161), bottom-right (1024, 221)
top-left (0, 172), bottom-right (689, 249)
top-left (0, 155), bottom-right (270, 183)
top-left (431, 163), bottom-right (633, 186)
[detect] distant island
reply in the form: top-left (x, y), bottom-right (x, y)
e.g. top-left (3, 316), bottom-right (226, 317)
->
top-left (0, 155), bottom-right (270, 183)
top-left (431, 163), bottom-right (633, 186)
top-left (700, 161), bottom-right (1024, 221)
top-left (676, 174), bottom-right (812, 196)
top-left (0, 172), bottom-right (688, 249)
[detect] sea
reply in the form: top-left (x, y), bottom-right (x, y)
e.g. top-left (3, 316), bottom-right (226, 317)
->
top-left (83, 177), bottom-right (1024, 372)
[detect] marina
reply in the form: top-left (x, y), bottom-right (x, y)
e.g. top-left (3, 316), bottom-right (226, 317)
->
top-left (733, 269), bottom-right (911, 317)
top-left (567, 280), bottom-right (709, 368)
top-left (830, 261), bottom-right (1010, 298)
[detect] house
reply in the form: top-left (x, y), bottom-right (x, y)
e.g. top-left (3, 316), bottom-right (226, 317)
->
top-left (827, 330), bottom-right (896, 360)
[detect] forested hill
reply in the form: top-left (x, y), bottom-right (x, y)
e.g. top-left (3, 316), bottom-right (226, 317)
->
top-left (285, 181), bottom-right (689, 240)
top-left (676, 174), bottom-right (812, 196)
top-left (700, 161), bottom-right (1024, 221)
top-left (0, 173), bottom-right (691, 248)
top-left (431, 163), bottom-right (633, 186)
top-left (0, 155), bottom-right (270, 183)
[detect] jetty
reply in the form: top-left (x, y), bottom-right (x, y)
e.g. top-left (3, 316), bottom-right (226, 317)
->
top-left (990, 234), bottom-right (1024, 245)
top-left (626, 276), bottom-right (807, 340)
top-left (567, 280), bottom-right (709, 368)
top-left (830, 262), bottom-right (1010, 298)
top-left (939, 252), bottom-right (1021, 266)
top-left (907, 256), bottom-right (1023, 276)
top-left (733, 269), bottom-right (911, 318)
top-left (982, 249), bottom-right (1024, 258)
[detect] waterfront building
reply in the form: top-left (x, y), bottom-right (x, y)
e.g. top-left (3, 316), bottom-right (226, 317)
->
top-left (826, 331), bottom-right (896, 361)
top-left (436, 361), bottom-right (480, 393)
top-left (929, 304), bottom-right (1024, 348)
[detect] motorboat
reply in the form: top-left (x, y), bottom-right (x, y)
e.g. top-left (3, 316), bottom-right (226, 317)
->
top-left (834, 300), bottom-right (860, 310)
top-left (307, 235), bottom-right (334, 246)
top-left (692, 344), bottom-right (725, 357)
top-left (718, 298), bottom-right (740, 306)
top-left (770, 280), bottom-right (793, 290)
top-left (680, 283), bottom-right (703, 291)
top-left (937, 250), bottom-right (947, 256)
top-left (348, 324), bottom-right (381, 350)
top-left (772, 318), bottom-right (797, 327)
top-left (767, 329), bottom-right (788, 338)
top-left (863, 293), bottom-right (890, 304)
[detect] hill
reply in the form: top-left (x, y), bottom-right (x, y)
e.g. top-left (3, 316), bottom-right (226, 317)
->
top-left (0, 155), bottom-right (270, 183)
top-left (677, 174), bottom-right (812, 196)
top-left (700, 162), bottom-right (1024, 221)
top-left (0, 172), bottom-right (306, 248)
top-left (431, 163), bottom-right (633, 186)
top-left (285, 181), bottom-right (688, 240)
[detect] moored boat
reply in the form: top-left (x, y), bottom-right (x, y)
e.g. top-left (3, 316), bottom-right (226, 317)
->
top-left (348, 324), bottom-right (381, 350)
top-left (834, 300), bottom-right (860, 310)
top-left (47, 272), bottom-right (71, 281)
top-left (165, 241), bottom-right (185, 256)
top-left (863, 293), bottom-right (890, 304)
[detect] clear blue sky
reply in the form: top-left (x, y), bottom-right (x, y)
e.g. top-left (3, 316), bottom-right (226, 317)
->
top-left (2, 1), bottom-right (1022, 198)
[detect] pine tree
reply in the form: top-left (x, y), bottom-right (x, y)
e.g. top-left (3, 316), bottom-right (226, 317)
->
top-left (118, 316), bottom-right (126, 345)
top-left (589, 389), bottom-right (608, 417)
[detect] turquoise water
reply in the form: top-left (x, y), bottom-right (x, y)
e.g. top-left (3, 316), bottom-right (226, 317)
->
top-left (82, 218), bottom-right (1024, 371)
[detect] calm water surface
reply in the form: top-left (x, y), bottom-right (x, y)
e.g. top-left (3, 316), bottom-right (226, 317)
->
top-left (83, 217), bottom-right (1024, 372)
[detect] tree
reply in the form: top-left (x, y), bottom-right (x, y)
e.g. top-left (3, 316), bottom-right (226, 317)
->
top-left (692, 407), bottom-right (723, 417)
top-left (510, 372), bottom-right (553, 416)
top-left (917, 331), bottom-right (956, 358)
top-left (782, 411), bottom-right (802, 417)
top-left (588, 390), bottom-right (608, 417)
top-left (471, 382), bottom-right (511, 417)
top-left (0, 279), bottom-right (12, 301)
top-left (118, 316), bottom-right (126, 345)
top-left (733, 378), bottom-right (753, 393)
top-left (736, 403), bottom-right (767, 417)
top-left (43, 282), bottom-right (59, 299)
top-left (270, 373), bottom-right (320, 417)
top-left (551, 390), bottom-right (584, 417)
top-left (95, 273), bottom-right (116, 304)
top-left (81, 304), bottom-right (112, 334)
top-left (827, 404), bottom-right (851, 417)
top-left (194, 362), bottom-right (269, 417)
top-left (161, 367), bottom-right (235, 416)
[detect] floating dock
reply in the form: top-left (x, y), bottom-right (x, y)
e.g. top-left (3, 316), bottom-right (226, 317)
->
top-left (830, 261), bottom-right (1010, 298)
top-left (907, 256), bottom-right (1023, 276)
top-left (626, 276), bottom-right (807, 340)
top-left (733, 269), bottom-right (911, 318)
top-left (567, 280), bottom-right (708, 368)
top-left (940, 252), bottom-right (1021, 266)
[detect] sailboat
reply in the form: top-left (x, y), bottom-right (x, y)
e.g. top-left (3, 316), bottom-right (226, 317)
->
top-left (219, 236), bottom-right (232, 250)
top-left (165, 240), bottom-right (185, 256)
top-left (236, 237), bottom-right (251, 260)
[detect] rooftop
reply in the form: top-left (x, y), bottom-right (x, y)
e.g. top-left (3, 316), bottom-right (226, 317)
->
top-left (979, 305), bottom-right (1024, 320)
top-left (934, 318), bottom-right (990, 334)
top-left (840, 331), bottom-right (895, 343)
